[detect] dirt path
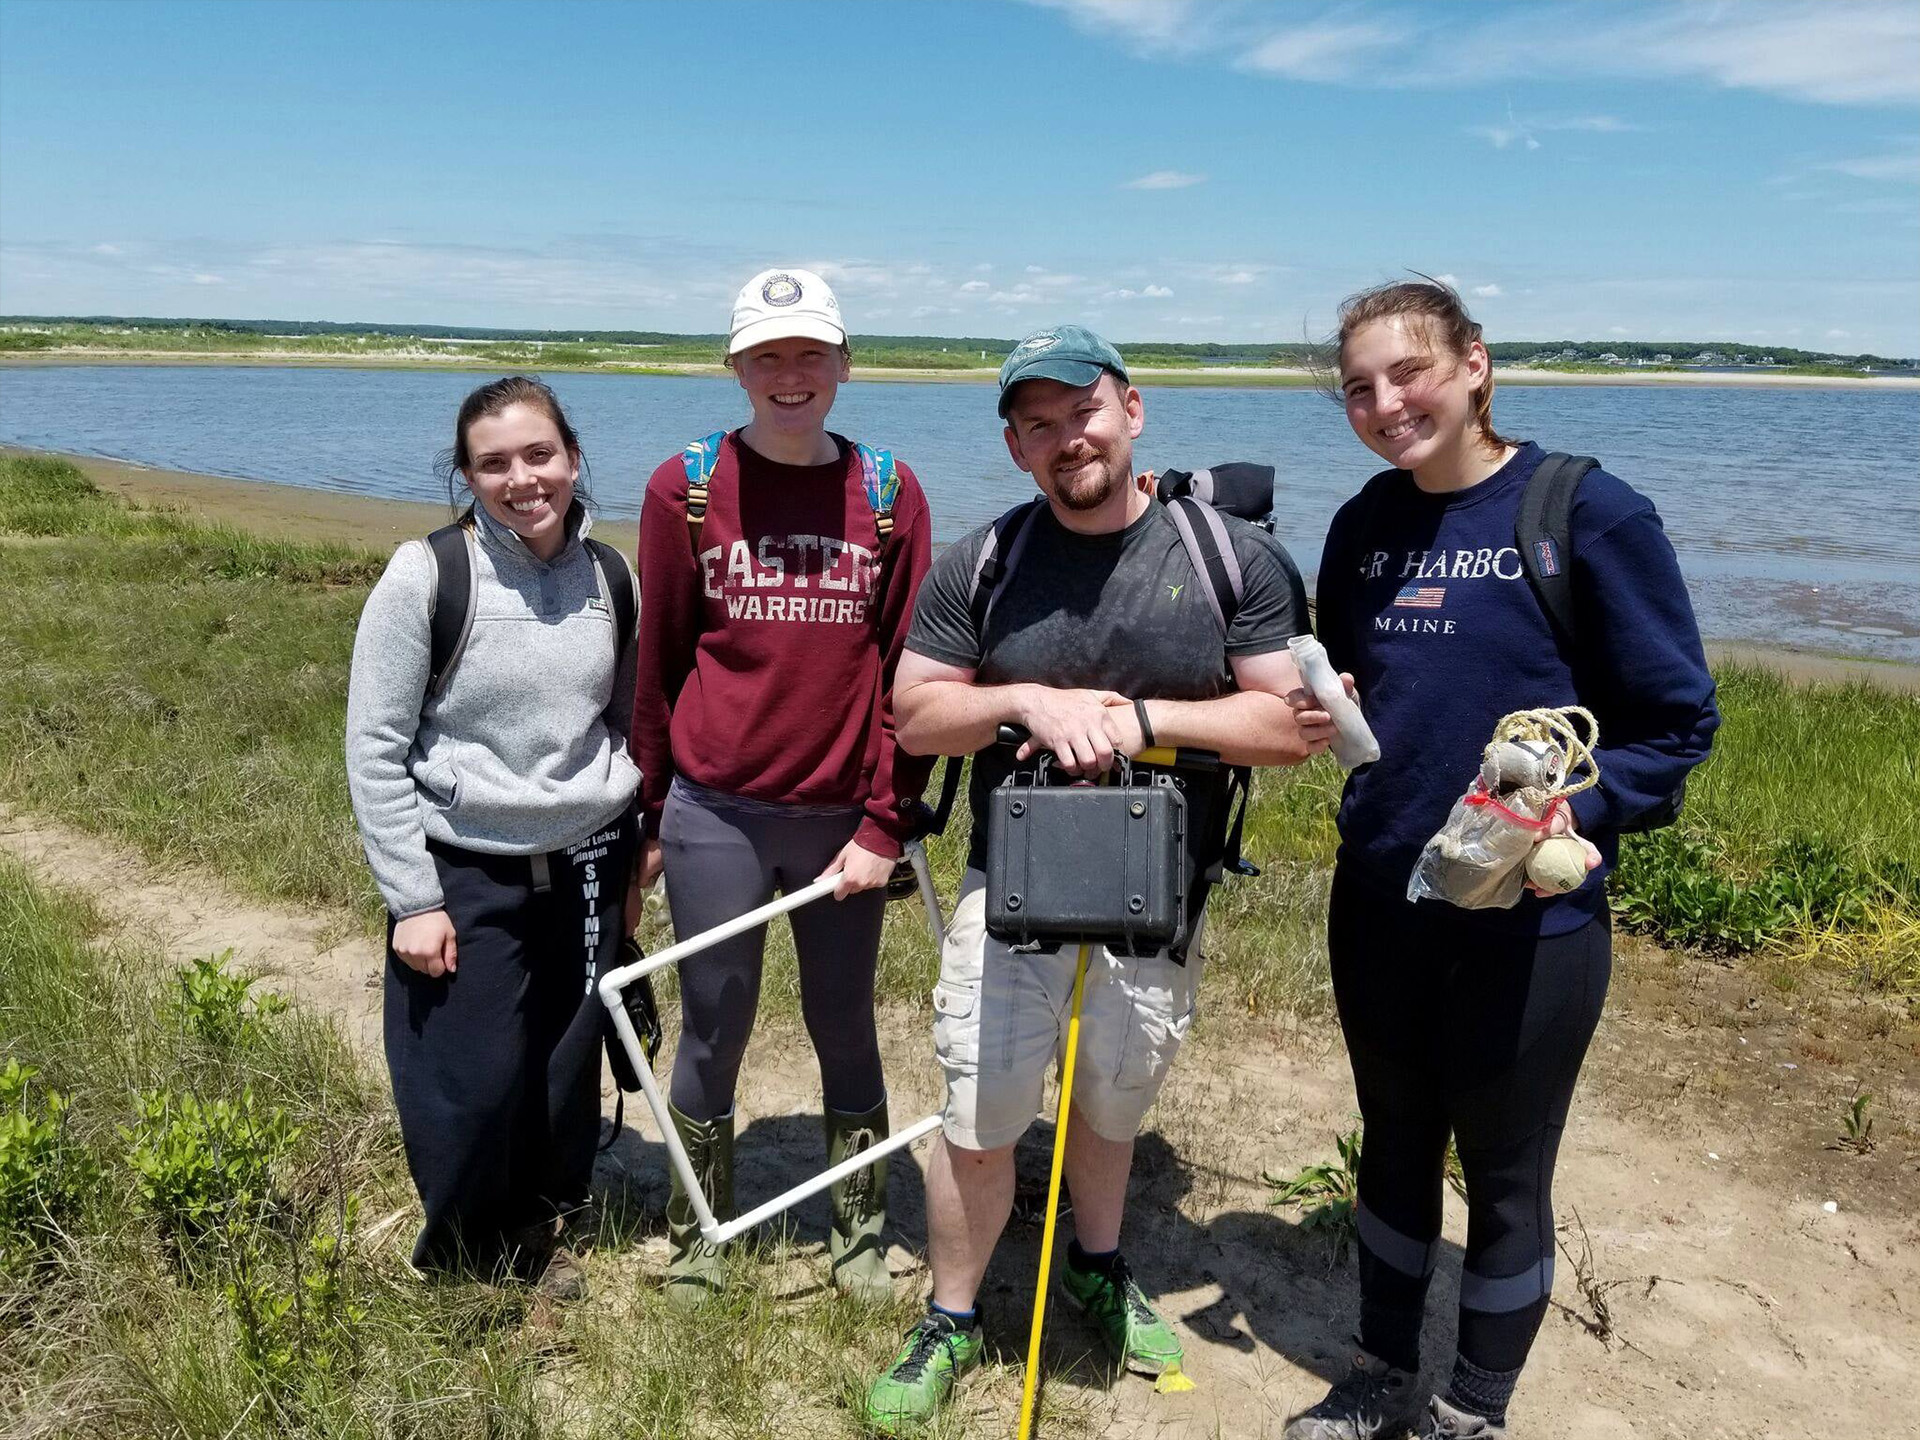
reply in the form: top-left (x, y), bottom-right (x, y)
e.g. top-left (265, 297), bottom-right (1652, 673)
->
top-left (3, 808), bottom-right (1915, 1439)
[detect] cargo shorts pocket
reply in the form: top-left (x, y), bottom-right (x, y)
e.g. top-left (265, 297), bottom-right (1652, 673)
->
top-left (1112, 985), bottom-right (1195, 1093)
top-left (932, 980), bottom-right (980, 1073)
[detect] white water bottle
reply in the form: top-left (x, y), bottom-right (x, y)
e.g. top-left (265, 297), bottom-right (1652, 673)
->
top-left (1288, 634), bottom-right (1380, 770)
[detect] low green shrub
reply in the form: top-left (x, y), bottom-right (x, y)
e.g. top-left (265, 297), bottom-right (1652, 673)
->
top-left (0, 1060), bottom-right (97, 1274)
top-left (1612, 827), bottom-right (1908, 958)
top-left (176, 951), bottom-right (287, 1051)
top-left (124, 1088), bottom-right (298, 1256)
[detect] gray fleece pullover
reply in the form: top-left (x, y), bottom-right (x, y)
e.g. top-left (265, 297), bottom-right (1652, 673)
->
top-left (346, 502), bottom-right (641, 919)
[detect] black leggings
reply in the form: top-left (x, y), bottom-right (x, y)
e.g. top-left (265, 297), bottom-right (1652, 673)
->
top-left (384, 816), bottom-right (633, 1273)
top-left (1328, 861), bottom-right (1610, 1381)
top-left (661, 780), bottom-right (887, 1122)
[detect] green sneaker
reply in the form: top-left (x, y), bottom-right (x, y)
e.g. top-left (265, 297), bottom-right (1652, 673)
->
top-left (1061, 1252), bottom-right (1184, 1376)
top-left (863, 1308), bottom-right (984, 1435)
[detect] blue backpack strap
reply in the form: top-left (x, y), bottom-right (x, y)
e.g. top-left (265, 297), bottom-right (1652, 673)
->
top-left (680, 430), bottom-right (728, 552)
top-left (853, 441), bottom-right (901, 556)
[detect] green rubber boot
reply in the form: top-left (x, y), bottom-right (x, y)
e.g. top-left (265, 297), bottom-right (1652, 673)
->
top-left (662, 1100), bottom-right (732, 1307)
top-left (824, 1098), bottom-right (892, 1300)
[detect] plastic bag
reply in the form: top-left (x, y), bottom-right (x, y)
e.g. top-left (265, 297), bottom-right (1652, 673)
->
top-left (1407, 782), bottom-right (1562, 909)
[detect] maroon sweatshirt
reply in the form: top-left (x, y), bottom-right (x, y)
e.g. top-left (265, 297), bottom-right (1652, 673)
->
top-left (631, 431), bottom-right (934, 858)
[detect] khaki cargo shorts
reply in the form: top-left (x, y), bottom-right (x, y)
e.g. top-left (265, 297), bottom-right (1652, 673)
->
top-left (932, 871), bottom-right (1204, 1151)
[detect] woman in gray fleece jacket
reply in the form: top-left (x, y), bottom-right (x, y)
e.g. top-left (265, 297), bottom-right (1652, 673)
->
top-left (346, 376), bottom-right (640, 1296)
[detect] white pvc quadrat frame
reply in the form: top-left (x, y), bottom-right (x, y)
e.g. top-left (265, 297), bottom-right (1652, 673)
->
top-left (598, 845), bottom-right (946, 1248)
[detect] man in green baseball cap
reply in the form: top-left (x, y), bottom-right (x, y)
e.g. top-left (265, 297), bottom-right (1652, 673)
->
top-left (996, 323), bottom-right (1131, 417)
top-left (861, 325), bottom-right (1332, 1434)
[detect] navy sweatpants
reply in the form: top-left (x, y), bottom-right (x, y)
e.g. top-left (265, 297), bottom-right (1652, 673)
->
top-left (1328, 860), bottom-right (1611, 1385)
top-left (384, 815), bottom-right (634, 1274)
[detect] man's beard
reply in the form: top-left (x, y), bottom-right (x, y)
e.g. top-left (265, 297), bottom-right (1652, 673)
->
top-left (1048, 451), bottom-right (1121, 511)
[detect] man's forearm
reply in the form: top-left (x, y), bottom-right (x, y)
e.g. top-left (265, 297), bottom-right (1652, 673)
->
top-left (897, 679), bottom-right (1039, 757)
top-left (1140, 690), bottom-right (1304, 766)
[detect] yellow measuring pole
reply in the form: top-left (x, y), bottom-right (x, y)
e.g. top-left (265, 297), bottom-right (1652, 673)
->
top-left (1013, 745), bottom-right (1195, 1438)
top-left (1015, 936), bottom-right (1093, 1440)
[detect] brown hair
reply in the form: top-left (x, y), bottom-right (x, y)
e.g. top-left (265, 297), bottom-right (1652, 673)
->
top-left (436, 375), bottom-right (590, 518)
top-left (1333, 275), bottom-right (1513, 453)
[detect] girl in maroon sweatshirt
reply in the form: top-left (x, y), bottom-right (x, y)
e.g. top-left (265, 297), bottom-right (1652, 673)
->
top-left (630, 267), bottom-right (932, 1304)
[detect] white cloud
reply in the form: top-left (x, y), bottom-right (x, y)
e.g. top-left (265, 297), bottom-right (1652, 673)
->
top-left (1103, 283), bottom-right (1176, 300)
top-left (1237, 21), bottom-right (1398, 81)
top-left (1433, 273), bottom-right (1459, 287)
top-left (91, 243), bottom-right (120, 256)
top-left (1470, 283), bottom-right (1503, 298)
top-left (958, 279), bottom-right (990, 293)
top-left (1825, 328), bottom-right (1852, 339)
top-left (1028, 1), bottom-right (1920, 107)
top-left (1122, 170), bottom-right (1206, 190)
top-left (190, 274), bottom-right (224, 285)
top-left (1469, 111), bottom-right (1642, 149)
top-left (1825, 150), bottom-right (1920, 184)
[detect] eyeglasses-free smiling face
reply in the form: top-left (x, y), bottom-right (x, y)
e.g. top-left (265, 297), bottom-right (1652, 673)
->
top-left (1002, 372), bottom-right (1144, 513)
top-left (733, 337), bottom-right (851, 442)
top-left (1338, 315), bottom-right (1491, 475)
top-left (462, 402), bottom-right (578, 559)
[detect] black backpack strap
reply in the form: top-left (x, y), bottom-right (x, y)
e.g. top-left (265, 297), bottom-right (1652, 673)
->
top-left (967, 496), bottom-right (1047, 635)
top-left (1516, 453), bottom-right (1596, 648)
top-left (424, 524), bottom-right (476, 697)
top-left (1163, 494), bottom-right (1243, 634)
top-left (584, 537), bottom-right (637, 659)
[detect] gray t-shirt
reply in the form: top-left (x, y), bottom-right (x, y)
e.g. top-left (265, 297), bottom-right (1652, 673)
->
top-left (906, 498), bottom-right (1308, 871)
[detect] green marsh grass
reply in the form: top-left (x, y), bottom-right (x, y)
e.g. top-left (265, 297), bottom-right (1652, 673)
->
top-left (0, 855), bottom-right (991, 1439)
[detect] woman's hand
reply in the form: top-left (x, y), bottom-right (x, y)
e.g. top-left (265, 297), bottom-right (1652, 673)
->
top-left (393, 909), bottom-right (458, 977)
top-left (1523, 808), bottom-right (1604, 897)
top-left (820, 838), bottom-right (897, 901)
top-left (625, 837), bottom-right (664, 936)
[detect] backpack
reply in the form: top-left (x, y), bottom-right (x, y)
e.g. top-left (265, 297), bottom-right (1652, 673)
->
top-left (1339, 451), bottom-right (1682, 833)
top-left (419, 522), bottom-right (636, 697)
top-left (912, 466), bottom-right (1278, 882)
top-left (680, 429), bottom-right (901, 578)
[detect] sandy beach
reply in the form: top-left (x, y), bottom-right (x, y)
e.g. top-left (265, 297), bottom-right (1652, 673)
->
top-left (4, 348), bottom-right (1916, 390)
top-left (14, 446), bottom-right (1916, 691)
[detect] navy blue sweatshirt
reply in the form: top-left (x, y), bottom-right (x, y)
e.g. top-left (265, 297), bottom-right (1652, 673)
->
top-left (1316, 441), bottom-right (1720, 935)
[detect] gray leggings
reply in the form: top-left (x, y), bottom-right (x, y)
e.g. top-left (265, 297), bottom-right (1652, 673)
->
top-left (660, 779), bottom-right (887, 1122)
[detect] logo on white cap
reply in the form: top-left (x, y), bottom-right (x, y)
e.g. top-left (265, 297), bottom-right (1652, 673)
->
top-left (1011, 331), bottom-right (1059, 357)
top-left (761, 273), bottom-right (803, 307)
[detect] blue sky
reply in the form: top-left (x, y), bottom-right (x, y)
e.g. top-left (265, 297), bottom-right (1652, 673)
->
top-left (2, 0), bottom-right (1916, 353)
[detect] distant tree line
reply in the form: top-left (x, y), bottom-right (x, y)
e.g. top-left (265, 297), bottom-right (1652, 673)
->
top-left (1, 317), bottom-right (1910, 369)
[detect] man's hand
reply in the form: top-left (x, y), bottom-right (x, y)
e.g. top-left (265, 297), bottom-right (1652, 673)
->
top-left (1275, 666), bottom-right (1355, 763)
top-left (625, 837), bottom-right (663, 936)
top-left (820, 837), bottom-right (897, 901)
top-left (1099, 694), bottom-right (1146, 757)
top-left (393, 909), bottom-right (458, 977)
top-left (1017, 685), bottom-right (1127, 775)
top-left (1523, 808), bottom-right (1603, 897)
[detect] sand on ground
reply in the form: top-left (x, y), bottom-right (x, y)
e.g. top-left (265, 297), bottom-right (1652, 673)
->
top-left (3, 801), bottom-right (1914, 1440)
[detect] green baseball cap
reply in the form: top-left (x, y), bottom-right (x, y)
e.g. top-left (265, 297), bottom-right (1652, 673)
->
top-left (997, 324), bottom-right (1130, 417)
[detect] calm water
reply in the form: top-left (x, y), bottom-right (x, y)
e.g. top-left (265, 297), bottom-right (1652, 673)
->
top-left (2, 365), bottom-right (1916, 660)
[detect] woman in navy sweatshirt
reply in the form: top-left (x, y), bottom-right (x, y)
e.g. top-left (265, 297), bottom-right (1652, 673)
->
top-left (1285, 281), bottom-right (1719, 1440)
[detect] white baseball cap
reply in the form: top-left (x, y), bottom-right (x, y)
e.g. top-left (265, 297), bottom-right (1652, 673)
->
top-left (728, 267), bottom-right (846, 355)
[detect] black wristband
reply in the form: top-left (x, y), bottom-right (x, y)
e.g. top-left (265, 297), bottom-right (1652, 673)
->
top-left (1133, 697), bottom-right (1156, 749)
